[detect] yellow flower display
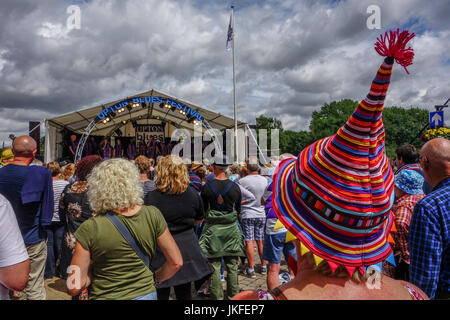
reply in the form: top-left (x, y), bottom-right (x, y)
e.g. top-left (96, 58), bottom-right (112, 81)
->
top-left (423, 127), bottom-right (450, 141)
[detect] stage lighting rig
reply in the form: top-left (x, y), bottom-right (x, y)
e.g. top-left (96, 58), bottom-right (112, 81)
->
top-left (131, 101), bottom-right (140, 108)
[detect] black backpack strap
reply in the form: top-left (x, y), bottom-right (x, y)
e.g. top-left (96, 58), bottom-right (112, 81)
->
top-left (105, 212), bottom-right (151, 270)
top-left (207, 180), bottom-right (235, 210)
top-left (206, 180), bottom-right (221, 199)
top-left (221, 180), bottom-right (236, 197)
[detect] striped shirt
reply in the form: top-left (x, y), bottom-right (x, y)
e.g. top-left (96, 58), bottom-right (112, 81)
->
top-left (142, 180), bottom-right (156, 198)
top-left (189, 171), bottom-right (202, 193)
top-left (52, 179), bottom-right (69, 222)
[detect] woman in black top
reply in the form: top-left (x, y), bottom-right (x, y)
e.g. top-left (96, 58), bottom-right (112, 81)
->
top-left (58, 156), bottom-right (103, 284)
top-left (144, 155), bottom-right (213, 300)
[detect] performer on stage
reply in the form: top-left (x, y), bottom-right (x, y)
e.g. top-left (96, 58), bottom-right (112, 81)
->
top-left (100, 137), bottom-right (112, 159)
top-left (86, 137), bottom-right (98, 156)
top-left (113, 138), bottom-right (124, 158)
top-left (160, 140), bottom-right (167, 156)
top-left (138, 139), bottom-right (147, 157)
top-left (127, 138), bottom-right (137, 160)
top-left (69, 135), bottom-right (79, 161)
top-left (146, 137), bottom-right (156, 159)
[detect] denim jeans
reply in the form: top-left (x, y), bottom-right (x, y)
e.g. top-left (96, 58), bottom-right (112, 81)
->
top-left (132, 291), bottom-right (158, 300)
top-left (44, 222), bottom-right (64, 279)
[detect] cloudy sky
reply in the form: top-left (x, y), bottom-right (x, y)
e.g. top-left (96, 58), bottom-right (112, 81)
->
top-left (0, 0), bottom-right (449, 146)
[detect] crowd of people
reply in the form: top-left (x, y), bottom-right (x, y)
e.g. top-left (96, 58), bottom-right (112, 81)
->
top-left (1, 134), bottom-right (449, 301)
top-left (0, 30), bottom-right (449, 301)
top-left (0, 137), bottom-right (293, 300)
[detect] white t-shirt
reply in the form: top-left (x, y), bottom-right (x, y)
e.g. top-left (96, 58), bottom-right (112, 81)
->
top-left (238, 174), bottom-right (268, 219)
top-left (0, 194), bottom-right (29, 300)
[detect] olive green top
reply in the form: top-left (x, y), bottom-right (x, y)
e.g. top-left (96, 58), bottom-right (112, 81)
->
top-left (75, 205), bottom-right (167, 300)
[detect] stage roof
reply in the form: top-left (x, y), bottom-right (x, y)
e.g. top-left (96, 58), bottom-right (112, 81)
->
top-left (47, 89), bottom-right (247, 136)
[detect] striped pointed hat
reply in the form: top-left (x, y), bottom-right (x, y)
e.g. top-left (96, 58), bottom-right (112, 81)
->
top-left (272, 29), bottom-right (415, 275)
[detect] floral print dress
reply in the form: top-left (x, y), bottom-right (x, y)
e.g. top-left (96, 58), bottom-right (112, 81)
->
top-left (58, 181), bottom-right (95, 279)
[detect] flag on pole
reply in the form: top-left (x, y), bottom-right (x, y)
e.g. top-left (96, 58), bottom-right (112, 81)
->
top-left (226, 12), bottom-right (233, 51)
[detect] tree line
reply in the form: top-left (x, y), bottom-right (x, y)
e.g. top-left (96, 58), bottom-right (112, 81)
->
top-left (255, 99), bottom-right (430, 160)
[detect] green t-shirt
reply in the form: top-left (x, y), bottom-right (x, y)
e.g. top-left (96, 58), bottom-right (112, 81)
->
top-left (74, 205), bottom-right (167, 300)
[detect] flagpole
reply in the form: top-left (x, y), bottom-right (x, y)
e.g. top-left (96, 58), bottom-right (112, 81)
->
top-left (231, 5), bottom-right (238, 163)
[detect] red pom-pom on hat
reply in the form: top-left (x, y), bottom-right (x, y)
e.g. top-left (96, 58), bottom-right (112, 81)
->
top-left (375, 28), bottom-right (415, 74)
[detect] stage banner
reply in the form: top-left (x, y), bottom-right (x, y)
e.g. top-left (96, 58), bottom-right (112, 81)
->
top-left (135, 124), bottom-right (165, 146)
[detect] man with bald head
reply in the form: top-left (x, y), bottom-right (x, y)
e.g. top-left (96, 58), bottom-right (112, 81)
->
top-left (409, 138), bottom-right (450, 300)
top-left (0, 136), bottom-right (53, 300)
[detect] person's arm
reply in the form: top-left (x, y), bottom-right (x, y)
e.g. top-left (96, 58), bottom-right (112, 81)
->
top-left (67, 241), bottom-right (92, 296)
top-left (0, 198), bottom-right (30, 292)
top-left (201, 185), bottom-right (210, 214)
top-left (409, 203), bottom-right (442, 299)
top-left (239, 184), bottom-right (255, 205)
top-left (40, 170), bottom-right (54, 227)
top-left (0, 260), bottom-right (30, 292)
top-left (194, 193), bottom-right (205, 224)
top-left (235, 186), bottom-right (242, 215)
top-left (153, 228), bottom-right (183, 284)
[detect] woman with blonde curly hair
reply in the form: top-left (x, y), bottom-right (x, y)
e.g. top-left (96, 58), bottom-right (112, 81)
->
top-left (68, 158), bottom-right (182, 300)
top-left (144, 155), bottom-right (213, 300)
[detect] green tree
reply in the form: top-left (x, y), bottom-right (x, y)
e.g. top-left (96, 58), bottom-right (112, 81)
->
top-left (255, 115), bottom-right (283, 157)
top-left (40, 137), bottom-right (45, 156)
top-left (383, 107), bottom-right (428, 158)
top-left (280, 130), bottom-right (314, 155)
top-left (253, 101), bottom-right (429, 161)
top-left (256, 115), bottom-right (283, 131)
top-left (309, 99), bottom-right (358, 141)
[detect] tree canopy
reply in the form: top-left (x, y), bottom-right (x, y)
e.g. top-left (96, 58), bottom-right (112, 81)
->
top-left (256, 100), bottom-right (430, 159)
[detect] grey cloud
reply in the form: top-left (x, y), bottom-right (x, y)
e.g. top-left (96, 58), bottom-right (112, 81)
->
top-left (0, 0), bottom-right (449, 143)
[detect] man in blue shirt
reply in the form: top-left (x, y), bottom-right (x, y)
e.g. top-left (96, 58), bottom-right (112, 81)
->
top-left (0, 136), bottom-right (53, 300)
top-left (410, 138), bottom-right (450, 299)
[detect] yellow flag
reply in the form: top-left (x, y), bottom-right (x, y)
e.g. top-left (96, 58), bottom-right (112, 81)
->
top-left (274, 220), bottom-right (285, 231)
top-left (313, 254), bottom-right (324, 266)
top-left (300, 242), bottom-right (310, 256)
top-left (285, 231), bottom-right (297, 243)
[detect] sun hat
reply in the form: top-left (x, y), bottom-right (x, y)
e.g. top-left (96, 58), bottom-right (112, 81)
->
top-left (272, 29), bottom-right (415, 275)
top-left (0, 148), bottom-right (14, 166)
top-left (395, 169), bottom-right (424, 195)
top-left (191, 161), bottom-right (203, 172)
